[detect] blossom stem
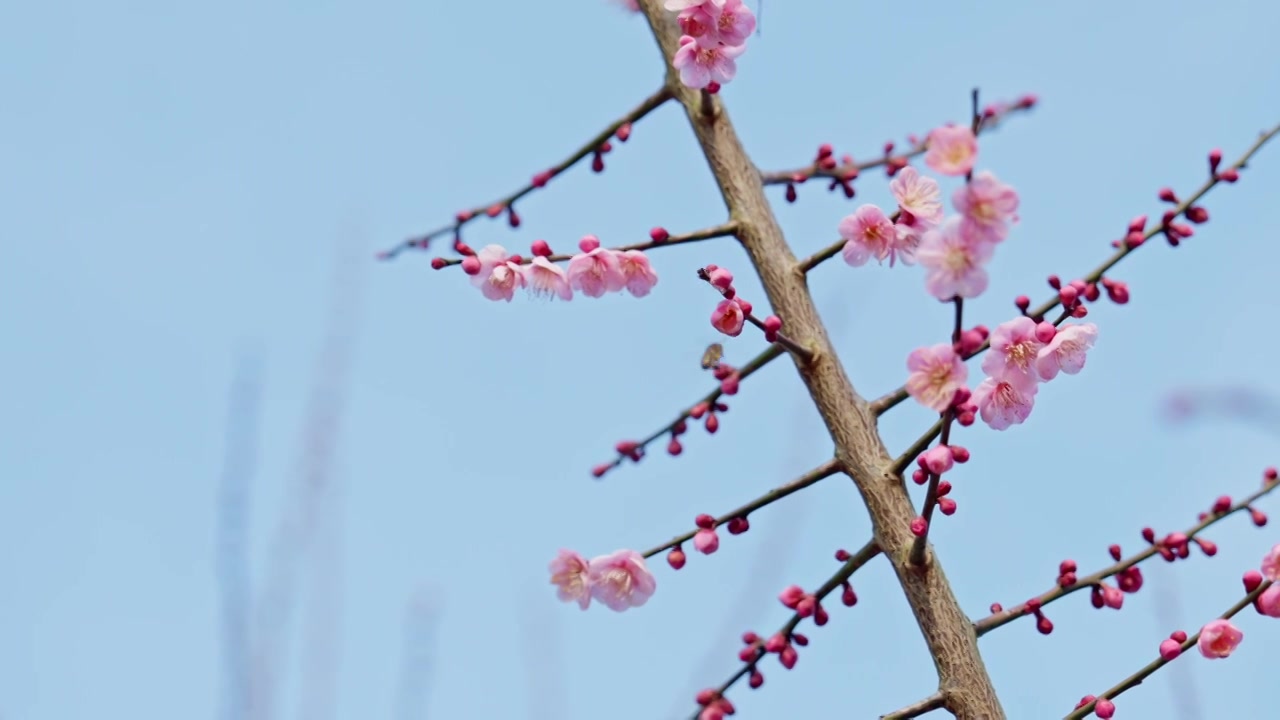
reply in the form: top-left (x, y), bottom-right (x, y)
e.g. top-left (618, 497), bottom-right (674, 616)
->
top-left (690, 540), bottom-right (882, 719)
top-left (697, 268), bottom-right (815, 364)
top-left (380, 85), bottom-right (674, 260)
top-left (974, 475), bottom-right (1280, 637)
top-left (908, 298), bottom-right (964, 567)
top-left (869, 122), bottom-right (1280, 417)
top-left (880, 691), bottom-right (947, 720)
top-left (639, 459), bottom-right (840, 559)
top-left (595, 344), bottom-right (785, 477)
top-left (432, 221), bottom-right (740, 268)
top-left (760, 101), bottom-right (1033, 186)
top-left (1063, 579), bottom-right (1272, 720)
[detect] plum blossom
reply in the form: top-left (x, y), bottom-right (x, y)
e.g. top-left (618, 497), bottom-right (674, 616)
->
top-left (1035, 323), bottom-right (1098, 381)
top-left (972, 376), bottom-right (1038, 430)
top-left (567, 247), bottom-right (625, 298)
top-left (1262, 543), bottom-right (1280, 581)
top-left (469, 245), bottom-right (526, 302)
top-left (526, 256), bottom-right (573, 301)
top-left (839, 204), bottom-right (899, 266)
top-left (924, 125), bottom-right (978, 177)
top-left (1196, 619), bottom-right (1243, 659)
top-left (906, 343), bottom-right (968, 412)
top-left (587, 549), bottom-right (657, 612)
top-left (711, 297), bottom-right (746, 336)
top-left (665, 0), bottom-right (727, 9)
top-left (916, 218), bottom-right (994, 300)
top-left (890, 166), bottom-right (944, 233)
top-left (675, 0), bottom-right (755, 46)
top-left (953, 171), bottom-right (1020, 243)
top-left (617, 249), bottom-right (659, 297)
top-left (549, 549), bottom-right (593, 610)
top-left (672, 35), bottom-right (745, 89)
top-left (982, 317), bottom-right (1046, 388)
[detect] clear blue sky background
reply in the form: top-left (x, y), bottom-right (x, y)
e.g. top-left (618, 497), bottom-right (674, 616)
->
top-left (2, 1), bottom-right (1279, 719)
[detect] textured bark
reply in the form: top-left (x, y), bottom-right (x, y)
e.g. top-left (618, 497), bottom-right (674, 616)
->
top-left (636, 4), bottom-right (1005, 717)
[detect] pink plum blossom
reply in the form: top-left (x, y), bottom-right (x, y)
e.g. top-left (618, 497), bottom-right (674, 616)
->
top-left (549, 549), bottom-right (593, 610)
top-left (617, 249), bottom-right (659, 297)
top-left (711, 298), bottom-right (746, 336)
top-left (953, 171), bottom-right (1020, 243)
top-left (972, 376), bottom-right (1038, 430)
top-left (1035, 323), bottom-right (1098, 381)
top-left (587, 549), bottom-right (657, 612)
top-left (567, 247), bottom-right (625, 298)
top-left (916, 218), bottom-right (994, 300)
top-left (469, 245), bottom-right (527, 302)
top-left (905, 343), bottom-right (968, 412)
top-left (890, 166), bottom-right (944, 232)
top-left (665, 0), bottom-right (727, 9)
top-left (1258, 584), bottom-right (1280, 618)
top-left (672, 35), bottom-right (745, 89)
top-left (526, 256), bottom-right (573, 301)
top-left (1262, 543), bottom-right (1280, 581)
top-left (924, 125), bottom-right (978, 177)
top-left (839, 204), bottom-right (898, 266)
top-left (1196, 619), bottom-right (1243, 658)
top-left (982, 317), bottom-right (1047, 388)
top-left (676, 0), bottom-right (755, 46)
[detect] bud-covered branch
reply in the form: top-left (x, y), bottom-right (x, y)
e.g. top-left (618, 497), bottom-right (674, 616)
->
top-left (975, 468), bottom-right (1279, 637)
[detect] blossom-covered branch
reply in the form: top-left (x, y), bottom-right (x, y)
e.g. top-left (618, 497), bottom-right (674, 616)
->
top-left (592, 344), bottom-right (785, 479)
top-left (690, 540), bottom-right (882, 720)
top-left (871, 122), bottom-right (1280, 417)
top-left (759, 96), bottom-right (1035, 189)
top-left (697, 265), bottom-right (813, 363)
top-left (430, 221), bottom-right (739, 268)
top-left (379, 86), bottom-right (673, 260)
top-left (1064, 574), bottom-right (1275, 720)
top-left (974, 468), bottom-right (1278, 637)
top-left (638, 459), bottom-right (840, 564)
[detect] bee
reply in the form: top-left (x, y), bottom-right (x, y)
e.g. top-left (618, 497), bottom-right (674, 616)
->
top-left (700, 342), bottom-right (724, 370)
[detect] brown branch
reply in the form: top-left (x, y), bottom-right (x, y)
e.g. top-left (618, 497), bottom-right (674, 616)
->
top-left (870, 122), bottom-right (1280, 417)
top-left (640, 459), bottom-right (840, 558)
top-left (882, 692), bottom-right (948, 720)
top-left (380, 86), bottom-right (674, 260)
top-left (691, 540), bottom-right (882, 719)
top-left (1064, 579), bottom-right (1272, 720)
top-left (974, 474), bottom-right (1279, 636)
top-left (636, 2), bottom-right (1005, 715)
top-left (594, 344), bottom-right (786, 478)
top-left (760, 100), bottom-right (1033, 186)
top-left (431, 221), bottom-right (740, 268)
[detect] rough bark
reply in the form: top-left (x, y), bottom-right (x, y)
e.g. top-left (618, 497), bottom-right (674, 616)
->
top-left (636, 4), bottom-right (1005, 717)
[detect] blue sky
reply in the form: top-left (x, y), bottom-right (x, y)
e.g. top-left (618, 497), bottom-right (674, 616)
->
top-left (2, 1), bottom-right (1279, 719)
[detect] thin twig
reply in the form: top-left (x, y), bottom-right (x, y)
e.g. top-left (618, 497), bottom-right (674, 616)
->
top-left (1063, 580), bottom-right (1273, 720)
top-left (431, 221), bottom-right (740, 268)
top-left (908, 298), bottom-right (964, 566)
top-left (640, 459), bottom-right (841, 558)
top-left (881, 692), bottom-right (948, 720)
top-left (974, 476), bottom-right (1279, 636)
top-left (381, 86), bottom-right (674, 259)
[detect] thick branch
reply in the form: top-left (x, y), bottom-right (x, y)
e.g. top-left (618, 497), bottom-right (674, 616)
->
top-left (636, 2), bottom-right (1004, 716)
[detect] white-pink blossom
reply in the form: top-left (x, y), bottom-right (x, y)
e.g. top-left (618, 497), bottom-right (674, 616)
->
top-left (972, 376), bottom-right (1038, 430)
top-left (1035, 323), bottom-right (1098, 381)
top-left (587, 549), bottom-right (657, 612)
top-left (916, 218), bottom-right (994, 300)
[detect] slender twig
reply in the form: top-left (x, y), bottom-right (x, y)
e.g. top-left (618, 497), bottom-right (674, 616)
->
top-left (594, 344), bottom-right (786, 477)
top-left (871, 122), bottom-right (1280, 416)
top-left (760, 100), bottom-right (1033, 185)
top-left (697, 268), bottom-right (814, 364)
top-left (690, 540), bottom-right (882, 719)
top-left (908, 299), bottom-right (965, 566)
top-left (431, 221), bottom-right (740, 268)
top-left (381, 86), bottom-right (674, 260)
top-left (890, 419), bottom-right (944, 477)
top-left (1064, 580), bottom-right (1273, 720)
top-left (974, 476), bottom-right (1279, 636)
top-left (640, 459), bottom-right (840, 558)
top-left (881, 692), bottom-right (948, 720)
